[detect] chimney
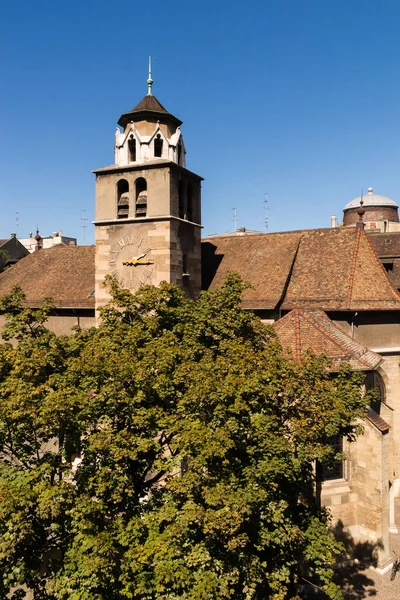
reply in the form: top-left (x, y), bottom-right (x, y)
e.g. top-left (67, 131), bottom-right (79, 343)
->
top-left (331, 215), bottom-right (337, 228)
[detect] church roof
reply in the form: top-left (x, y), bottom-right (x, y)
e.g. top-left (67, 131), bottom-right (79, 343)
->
top-left (274, 309), bottom-right (382, 371)
top-left (0, 245), bottom-right (95, 308)
top-left (202, 232), bottom-right (303, 309)
top-left (343, 188), bottom-right (398, 211)
top-left (117, 95), bottom-right (182, 129)
top-left (203, 227), bottom-right (400, 311)
top-left (282, 228), bottom-right (400, 310)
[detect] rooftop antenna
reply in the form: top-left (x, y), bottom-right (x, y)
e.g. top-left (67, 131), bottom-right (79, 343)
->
top-left (81, 209), bottom-right (88, 242)
top-left (147, 56), bottom-right (154, 96)
top-left (264, 192), bottom-right (269, 232)
top-left (232, 207), bottom-right (237, 232)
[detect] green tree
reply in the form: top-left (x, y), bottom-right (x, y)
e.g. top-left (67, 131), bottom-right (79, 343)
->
top-left (0, 277), bottom-right (368, 600)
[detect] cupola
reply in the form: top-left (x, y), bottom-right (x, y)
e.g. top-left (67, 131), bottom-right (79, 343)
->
top-left (114, 58), bottom-right (186, 168)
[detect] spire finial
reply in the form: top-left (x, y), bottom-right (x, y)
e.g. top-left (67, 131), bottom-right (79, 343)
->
top-left (147, 56), bottom-right (153, 96)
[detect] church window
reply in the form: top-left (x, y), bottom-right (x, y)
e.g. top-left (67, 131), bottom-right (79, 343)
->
top-left (321, 436), bottom-right (344, 481)
top-left (135, 178), bottom-right (147, 217)
top-left (365, 371), bottom-right (385, 414)
top-left (128, 136), bottom-right (136, 162)
top-left (178, 142), bottom-right (182, 164)
top-left (179, 180), bottom-right (185, 219)
top-left (154, 134), bottom-right (163, 157)
top-left (117, 179), bottom-right (129, 219)
top-left (187, 184), bottom-right (193, 221)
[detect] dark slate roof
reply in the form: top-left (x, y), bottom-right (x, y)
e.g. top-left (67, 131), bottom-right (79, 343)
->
top-left (202, 228), bottom-right (400, 311)
top-left (274, 309), bottom-right (382, 371)
top-left (368, 232), bottom-right (400, 258)
top-left (0, 245), bottom-right (95, 308)
top-left (118, 95), bottom-right (182, 129)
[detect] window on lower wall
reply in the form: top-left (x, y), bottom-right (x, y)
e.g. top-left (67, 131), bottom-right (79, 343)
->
top-left (321, 435), bottom-right (344, 481)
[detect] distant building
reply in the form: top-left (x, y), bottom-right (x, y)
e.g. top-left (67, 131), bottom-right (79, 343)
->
top-left (19, 230), bottom-right (77, 253)
top-left (0, 234), bottom-right (29, 270)
top-left (343, 187), bottom-right (400, 233)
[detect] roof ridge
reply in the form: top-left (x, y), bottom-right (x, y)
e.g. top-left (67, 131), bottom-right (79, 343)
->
top-left (346, 227), bottom-right (361, 308)
top-left (362, 229), bottom-right (400, 302)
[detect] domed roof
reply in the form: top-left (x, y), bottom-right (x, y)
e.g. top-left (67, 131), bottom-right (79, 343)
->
top-left (344, 188), bottom-right (399, 211)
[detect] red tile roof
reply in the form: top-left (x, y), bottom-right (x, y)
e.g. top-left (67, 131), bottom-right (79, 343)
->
top-left (274, 309), bottom-right (382, 371)
top-left (202, 228), bottom-right (400, 311)
top-left (0, 245), bottom-right (95, 308)
top-left (202, 232), bottom-right (302, 309)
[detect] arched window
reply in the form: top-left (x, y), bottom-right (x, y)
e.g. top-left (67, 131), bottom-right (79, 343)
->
top-left (117, 179), bottom-right (129, 219)
top-left (154, 134), bottom-right (163, 158)
top-left (179, 180), bottom-right (185, 219)
top-left (187, 184), bottom-right (193, 222)
top-left (135, 178), bottom-right (147, 217)
top-left (178, 142), bottom-right (182, 165)
top-left (365, 371), bottom-right (385, 414)
top-left (128, 136), bottom-right (136, 162)
top-left (321, 436), bottom-right (344, 481)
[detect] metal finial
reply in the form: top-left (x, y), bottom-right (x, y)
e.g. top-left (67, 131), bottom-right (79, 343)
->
top-left (147, 56), bottom-right (153, 96)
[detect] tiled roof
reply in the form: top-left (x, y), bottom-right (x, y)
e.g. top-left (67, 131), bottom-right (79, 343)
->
top-left (0, 245), bottom-right (95, 308)
top-left (118, 95), bottom-right (182, 128)
top-left (274, 309), bottom-right (382, 371)
top-left (368, 232), bottom-right (400, 258)
top-left (282, 228), bottom-right (400, 310)
top-left (202, 228), bottom-right (400, 311)
top-left (367, 408), bottom-right (390, 433)
top-left (202, 232), bottom-right (302, 309)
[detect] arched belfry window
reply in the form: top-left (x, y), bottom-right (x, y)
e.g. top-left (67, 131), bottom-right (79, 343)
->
top-left (365, 371), bottom-right (385, 414)
top-left (135, 178), bottom-right (147, 217)
top-left (128, 135), bottom-right (136, 162)
top-left (117, 179), bottom-right (129, 219)
top-left (154, 134), bottom-right (163, 158)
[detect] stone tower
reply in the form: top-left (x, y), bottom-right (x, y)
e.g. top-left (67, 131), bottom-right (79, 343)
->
top-left (94, 61), bottom-right (203, 312)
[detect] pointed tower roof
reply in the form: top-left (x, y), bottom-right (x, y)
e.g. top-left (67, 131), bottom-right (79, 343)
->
top-left (117, 94), bottom-right (182, 129)
top-left (118, 59), bottom-right (182, 129)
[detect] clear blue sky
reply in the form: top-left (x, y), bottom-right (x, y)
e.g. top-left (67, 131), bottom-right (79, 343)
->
top-left (1, 0), bottom-right (400, 243)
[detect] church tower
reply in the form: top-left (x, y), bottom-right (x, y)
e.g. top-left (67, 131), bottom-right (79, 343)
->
top-left (94, 60), bottom-right (203, 311)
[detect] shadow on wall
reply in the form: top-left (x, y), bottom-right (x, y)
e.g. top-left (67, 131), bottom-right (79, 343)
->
top-left (300, 520), bottom-right (380, 599)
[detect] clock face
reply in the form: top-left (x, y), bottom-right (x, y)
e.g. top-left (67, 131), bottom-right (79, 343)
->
top-left (109, 235), bottom-right (154, 290)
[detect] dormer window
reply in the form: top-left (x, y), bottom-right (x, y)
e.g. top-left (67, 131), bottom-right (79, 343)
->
top-left (135, 178), bottom-right (147, 217)
top-left (154, 134), bottom-right (163, 158)
top-left (117, 179), bottom-right (129, 219)
top-left (128, 136), bottom-right (136, 162)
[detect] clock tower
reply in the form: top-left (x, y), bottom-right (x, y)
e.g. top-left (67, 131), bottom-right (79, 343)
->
top-left (93, 61), bottom-right (203, 313)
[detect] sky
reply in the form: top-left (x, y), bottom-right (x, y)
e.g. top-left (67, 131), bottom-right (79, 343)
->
top-left (1, 0), bottom-right (400, 244)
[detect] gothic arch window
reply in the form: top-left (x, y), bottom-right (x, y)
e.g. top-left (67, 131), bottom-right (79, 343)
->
top-left (135, 178), bottom-right (147, 217)
top-left (154, 134), bottom-right (163, 158)
top-left (117, 179), bottom-right (129, 219)
top-left (128, 136), bottom-right (136, 162)
top-left (365, 371), bottom-right (385, 414)
top-left (187, 183), bottom-right (193, 222)
top-left (321, 436), bottom-right (344, 481)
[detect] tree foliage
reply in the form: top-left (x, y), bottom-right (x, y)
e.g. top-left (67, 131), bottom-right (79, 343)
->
top-left (0, 276), bottom-right (369, 600)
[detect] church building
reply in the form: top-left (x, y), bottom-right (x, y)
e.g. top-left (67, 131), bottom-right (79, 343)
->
top-left (1, 71), bottom-right (400, 573)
